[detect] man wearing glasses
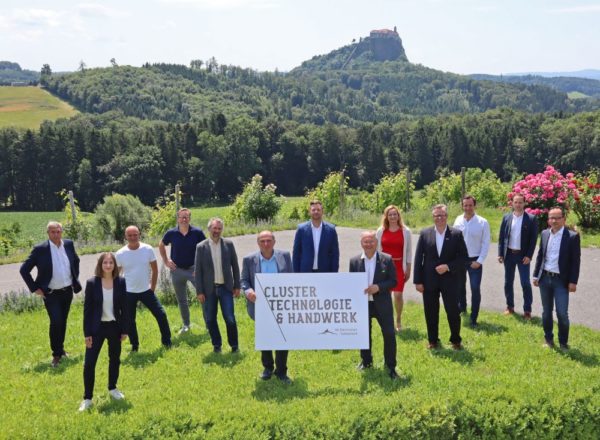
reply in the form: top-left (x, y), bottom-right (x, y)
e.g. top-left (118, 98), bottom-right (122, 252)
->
top-left (533, 207), bottom-right (580, 350)
top-left (413, 204), bottom-right (468, 350)
top-left (159, 208), bottom-right (206, 334)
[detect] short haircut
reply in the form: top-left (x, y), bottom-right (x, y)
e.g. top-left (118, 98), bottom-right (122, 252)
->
top-left (207, 217), bottom-right (224, 229)
top-left (511, 193), bottom-right (525, 202)
top-left (432, 204), bottom-right (448, 214)
top-left (177, 208), bottom-right (191, 217)
top-left (257, 230), bottom-right (275, 241)
top-left (360, 230), bottom-right (377, 240)
top-left (309, 200), bottom-right (323, 208)
top-left (549, 206), bottom-right (565, 217)
top-left (94, 252), bottom-right (119, 279)
top-left (462, 195), bottom-right (477, 206)
top-left (47, 221), bottom-right (63, 231)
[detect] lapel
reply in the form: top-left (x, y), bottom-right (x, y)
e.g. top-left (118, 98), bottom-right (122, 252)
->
top-left (440, 227), bottom-right (451, 258)
top-left (558, 228), bottom-right (569, 265)
top-left (220, 239), bottom-right (228, 270)
top-left (44, 240), bottom-right (53, 272)
top-left (253, 253), bottom-right (261, 275)
top-left (274, 250), bottom-right (285, 272)
top-left (307, 222), bottom-right (316, 255)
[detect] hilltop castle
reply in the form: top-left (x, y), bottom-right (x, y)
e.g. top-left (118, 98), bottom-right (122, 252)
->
top-left (368, 26), bottom-right (407, 61)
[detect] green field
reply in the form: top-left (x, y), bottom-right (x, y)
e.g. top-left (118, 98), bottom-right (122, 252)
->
top-left (0, 302), bottom-right (598, 438)
top-left (0, 86), bottom-right (77, 129)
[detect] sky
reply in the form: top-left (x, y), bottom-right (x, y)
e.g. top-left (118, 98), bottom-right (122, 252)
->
top-left (1, 0), bottom-right (599, 75)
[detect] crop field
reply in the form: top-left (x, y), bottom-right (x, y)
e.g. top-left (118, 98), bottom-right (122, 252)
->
top-left (0, 86), bottom-right (77, 129)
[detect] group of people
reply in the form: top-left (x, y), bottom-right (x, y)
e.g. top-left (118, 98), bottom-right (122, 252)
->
top-left (18, 195), bottom-right (581, 411)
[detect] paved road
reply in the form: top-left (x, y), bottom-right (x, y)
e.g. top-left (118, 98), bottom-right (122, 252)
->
top-left (3, 227), bottom-right (598, 330)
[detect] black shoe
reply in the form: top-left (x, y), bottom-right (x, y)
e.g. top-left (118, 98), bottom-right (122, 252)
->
top-left (388, 369), bottom-right (399, 380)
top-left (469, 321), bottom-right (478, 329)
top-left (276, 374), bottom-right (292, 385)
top-left (213, 346), bottom-right (222, 353)
top-left (260, 369), bottom-right (273, 380)
top-left (130, 347), bottom-right (139, 353)
top-left (231, 347), bottom-right (239, 353)
top-left (357, 362), bottom-right (373, 370)
top-left (559, 343), bottom-right (570, 351)
top-left (163, 342), bottom-right (172, 350)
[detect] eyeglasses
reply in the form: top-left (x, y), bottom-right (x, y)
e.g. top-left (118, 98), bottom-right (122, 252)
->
top-left (432, 214), bottom-right (447, 218)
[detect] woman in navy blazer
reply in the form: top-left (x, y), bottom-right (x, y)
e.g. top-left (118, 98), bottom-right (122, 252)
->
top-left (79, 252), bottom-right (129, 411)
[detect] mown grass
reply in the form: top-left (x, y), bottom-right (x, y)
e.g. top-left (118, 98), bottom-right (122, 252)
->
top-left (0, 301), bottom-right (598, 438)
top-left (0, 86), bottom-right (77, 130)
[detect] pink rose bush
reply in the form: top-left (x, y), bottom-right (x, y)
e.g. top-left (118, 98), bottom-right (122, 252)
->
top-left (572, 170), bottom-right (600, 230)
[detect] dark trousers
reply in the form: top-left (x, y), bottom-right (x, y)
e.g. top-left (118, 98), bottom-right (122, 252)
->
top-left (503, 252), bottom-right (533, 312)
top-left (43, 287), bottom-right (73, 357)
top-left (83, 321), bottom-right (121, 399)
top-left (539, 274), bottom-right (570, 345)
top-left (202, 286), bottom-right (238, 350)
top-left (361, 301), bottom-right (397, 370)
top-left (262, 350), bottom-right (289, 376)
top-left (423, 282), bottom-right (462, 344)
top-left (458, 257), bottom-right (483, 324)
top-left (126, 290), bottom-right (171, 349)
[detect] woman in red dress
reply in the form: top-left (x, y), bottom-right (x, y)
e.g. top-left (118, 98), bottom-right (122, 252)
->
top-left (376, 205), bottom-right (412, 332)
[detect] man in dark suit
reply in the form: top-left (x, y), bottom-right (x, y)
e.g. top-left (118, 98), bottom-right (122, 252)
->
top-left (498, 193), bottom-right (538, 318)
top-left (414, 205), bottom-right (468, 350)
top-left (350, 231), bottom-right (398, 379)
top-left (195, 217), bottom-right (241, 353)
top-left (292, 200), bottom-right (339, 273)
top-left (241, 230), bottom-right (293, 384)
top-left (533, 207), bottom-right (581, 350)
top-left (20, 221), bottom-right (82, 366)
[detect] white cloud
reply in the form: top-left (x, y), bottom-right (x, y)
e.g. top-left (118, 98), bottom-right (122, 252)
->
top-left (11, 8), bottom-right (65, 28)
top-left (548, 4), bottom-right (600, 13)
top-left (77, 3), bottom-right (130, 19)
top-left (158, 0), bottom-right (279, 10)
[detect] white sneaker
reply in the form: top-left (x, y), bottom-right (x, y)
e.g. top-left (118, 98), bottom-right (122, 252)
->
top-left (178, 325), bottom-right (190, 335)
top-left (108, 388), bottom-right (125, 400)
top-left (78, 399), bottom-right (93, 412)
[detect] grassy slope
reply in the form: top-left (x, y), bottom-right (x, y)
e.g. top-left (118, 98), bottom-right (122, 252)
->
top-left (0, 302), bottom-right (598, 438)
top-left (0, 86), bottom-right (77, 129)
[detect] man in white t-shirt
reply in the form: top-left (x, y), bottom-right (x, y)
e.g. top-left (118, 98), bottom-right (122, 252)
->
top-left (115, 225), bottom-right (171, 352)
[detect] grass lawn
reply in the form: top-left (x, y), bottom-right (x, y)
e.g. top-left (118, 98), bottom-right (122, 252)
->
top-left (1, 302), bottom-right (598, 438)
top-left (0, 86), bottom-right (77, 130)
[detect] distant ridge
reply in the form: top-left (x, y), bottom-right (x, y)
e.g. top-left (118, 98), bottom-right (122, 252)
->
top-left (506, 69), bottom-right (600, 81)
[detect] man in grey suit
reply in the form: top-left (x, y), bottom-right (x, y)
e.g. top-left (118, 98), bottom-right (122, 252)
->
top-left (194, 217), bottom-right (241, 353)
top-left (241, 231), bottom-right (293, 384)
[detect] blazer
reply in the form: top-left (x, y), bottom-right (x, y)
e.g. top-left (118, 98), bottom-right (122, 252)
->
top-left (498, 212), bottom-right (538, 259)
top-left (292, 221), bottom-right (340, 273)
top-left (19, 239), bottom-right (82, 294)
top-left (194, 238), bottom-right (240, 296)
top-left (413, 226), bottom-right (468, 288)
top-left (348, 251), bottom-right (397, 308)
top-left (533, 228), bottom-right (581, 287)
top-left (240, 249), bottom-right (293, 320)
top-left (375, 225), bottom-right (412, 273)
top-left (83, 276), bottom-right (129, 337)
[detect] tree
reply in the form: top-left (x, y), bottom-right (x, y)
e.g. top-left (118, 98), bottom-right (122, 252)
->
top-left (40, 64), bottom-right (52, 86)
top-left (110, 58), bottom-right (118, 67)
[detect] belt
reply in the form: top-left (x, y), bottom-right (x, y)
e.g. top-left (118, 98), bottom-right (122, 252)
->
top-left (214, 283), bottom-right (224, 287)
top-left (392, 258), bottom-right (403, 261)
top-left (179, 265), bottom-right (194, 270)
top-left (507, 248), bottom-right (521, 254)
top-left (48, 286), bottom-right (72, 294)
top-left (543, 270), bottom-right (560, 278)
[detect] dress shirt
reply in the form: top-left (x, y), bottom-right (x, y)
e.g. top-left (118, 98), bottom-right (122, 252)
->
top-left (259, 253), bottom-right (278, 274)
top-left (543, 227), bottom-right (564, 274)
top-left (48, 240), bottom-right (72, 289)
top-left (311, 222), bottom-right (322, 270)
top-left (435, 227), bottom-right (447, 257)
top-left (209, 238), bottom-right (225, 284)
top-left (508, 213), bottom-right (524, 250)
top-left (453, 214), bottom-right (490, 264)
top-left (101, 287), bottom-right (116, 321)
top-left (361, 251), bottom-right (377, 302)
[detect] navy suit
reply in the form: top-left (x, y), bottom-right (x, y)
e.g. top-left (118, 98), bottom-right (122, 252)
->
top-left (241, 249), bottom-right (292, 377)
top-left (83, 276), bottom-right (129, 399)
top-left (498, 212), bottom-right (538, 313)
top-left (413, 226), bottom-right (467, 345)
top-left (349, 252), bottom-right (397, 370)
top-left (20, 240), bottom-right (81, 357)
top-left (533, 228), bottom-right (581, 345)
top-left (292, 221), bottom-right (339, 273)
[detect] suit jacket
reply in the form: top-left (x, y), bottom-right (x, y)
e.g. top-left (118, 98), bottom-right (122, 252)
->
top-left (413, 226), bottom-right (468, 288)
top-left (533, 228), bottom-right (581, 287)
top-left (19, 239), bottom-right (82, 294)
top-left (292, 221), bottom-right (339, 272)
top-left (349, 251), bottom-right (397, 309)
top-left (83, 276), bottom-right (129, 337)
top-left (194, 238), bottom-right (240, 295)
top-left (498, 212), bottom-right (538, 259)
top-left (240, 249), bottom-right (293, 320)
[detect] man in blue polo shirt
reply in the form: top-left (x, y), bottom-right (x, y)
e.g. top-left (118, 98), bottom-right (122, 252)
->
top-left (159, 208), bottom-right (206, 334)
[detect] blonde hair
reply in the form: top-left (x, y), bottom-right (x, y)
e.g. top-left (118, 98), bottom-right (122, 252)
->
top-left (381, 205), bottom-right (404, 230)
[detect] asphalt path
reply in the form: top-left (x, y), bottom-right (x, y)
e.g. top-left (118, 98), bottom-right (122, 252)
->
top-left (3, 227), bottom-right (598, 330)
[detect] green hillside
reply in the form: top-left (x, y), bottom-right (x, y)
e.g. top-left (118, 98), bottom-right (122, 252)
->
top-left (0, 86), bottom-right (78, 129)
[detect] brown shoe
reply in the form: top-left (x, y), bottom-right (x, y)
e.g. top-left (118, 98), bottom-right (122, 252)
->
top-left (451, 343), bottom-right (463, 351)
top-left (51, 356), bottom-right (61, 367)
top-left (427, 342), bottom-right (440, 350)
top-left (503, 308), bottom-right (514, 315)
top-left (543, 339), bottom-right (555, 349)
top-left (523, 312), bottom-right (532, 320)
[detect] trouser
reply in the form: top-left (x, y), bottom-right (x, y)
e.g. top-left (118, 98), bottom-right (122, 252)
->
top-left (202, 286), bottom-right (238, 350)
top-left (83, 321), bottom-right (121, 399)
top-left (171, 266), bottom-right (196, 327)
top-left (539, 273), bottom-right (570, 345)
top-left (43, 287), bottom-right (73, 357)
top-left (360, 301), bottom-right (397, 370)
top-left (262, 350), bottom-right (289, 377)
top-left (126, 289), bottom-right (172, 349)
top-left (458, 256), bottom-right (483, 324)
top-left (423, 283), bottom-right (462, 345)
top-left (503, 252), bottom-right (533, 312)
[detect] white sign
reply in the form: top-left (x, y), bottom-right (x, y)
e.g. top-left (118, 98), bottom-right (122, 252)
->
top-left (254, 273), bottom-right (369, 350)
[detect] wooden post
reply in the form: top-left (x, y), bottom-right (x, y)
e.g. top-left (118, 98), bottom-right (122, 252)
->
top-left (68, 191), bottom-right (76, 221)
top-left (175, 184), bottom-right (180, 213)
top-left (405, 168), bottom-right (411, 211)
top-left (461, 167), bottom-right (466, 200)
top-left (339, 169), bottom-right (345, 215)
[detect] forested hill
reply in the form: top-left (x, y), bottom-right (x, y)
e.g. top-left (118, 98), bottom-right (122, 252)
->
top-left (469, 74), bottom-right (600, 99)
top-left (41, 36), bottom-right (599, 126)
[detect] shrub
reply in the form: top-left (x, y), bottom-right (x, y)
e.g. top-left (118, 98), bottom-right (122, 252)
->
top-left (95, 193), bottom-right (152, 241)
top-left (148, 191), bottom-right (180, 237)
top-left (572, 170), bottom-right (600, 230)
top-left (59, 191), bottom-right (93, 241)
top-left (306, 171), bottom-right (349, 216)
top-left (0, 290), bottom-right (43, 313)
top-left (230, 174), bottom-right (282, 222)
top-left (370, 171), bottom-right (414, 213)
top-left (0, 222), bottom-right (21, 256)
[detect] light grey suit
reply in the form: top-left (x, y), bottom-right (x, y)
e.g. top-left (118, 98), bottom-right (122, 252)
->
top-left (240, 249), bottom-right (292, 377)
